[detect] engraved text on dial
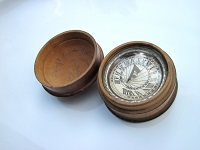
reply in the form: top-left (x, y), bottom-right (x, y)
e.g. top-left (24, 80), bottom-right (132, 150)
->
top-left (109, 53), bottom-right (162, 101)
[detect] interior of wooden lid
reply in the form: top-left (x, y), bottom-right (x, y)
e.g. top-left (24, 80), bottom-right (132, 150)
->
top-left (35, 31), bottom-right (96, 87)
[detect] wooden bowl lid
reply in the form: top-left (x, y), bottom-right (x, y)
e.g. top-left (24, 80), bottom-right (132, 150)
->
top-left (34, 30), bottom-right (104, 97)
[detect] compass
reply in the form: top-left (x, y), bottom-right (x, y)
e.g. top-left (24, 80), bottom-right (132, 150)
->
top-left (97, 41), bottom-right (178, 122)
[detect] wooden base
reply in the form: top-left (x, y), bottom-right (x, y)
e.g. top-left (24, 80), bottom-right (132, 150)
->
top-left (103, 81), bottom-right (178, 122)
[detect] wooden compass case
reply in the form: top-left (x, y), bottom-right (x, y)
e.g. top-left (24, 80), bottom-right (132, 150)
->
top-left (97, 41), bottom-right (178, 122)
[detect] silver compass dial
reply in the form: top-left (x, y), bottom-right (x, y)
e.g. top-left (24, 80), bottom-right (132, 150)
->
top-left (103, 46), bottom-right (167, 102)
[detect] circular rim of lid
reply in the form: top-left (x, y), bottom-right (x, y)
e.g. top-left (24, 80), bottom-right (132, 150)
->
top-left (34, 30), bottom-right (97, 88)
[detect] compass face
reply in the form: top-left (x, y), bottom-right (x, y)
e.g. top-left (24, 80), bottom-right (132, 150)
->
top-left (103, 45), bottom-right (168, 102)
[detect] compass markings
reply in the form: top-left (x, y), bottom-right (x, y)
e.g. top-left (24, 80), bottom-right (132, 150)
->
top-left (109, 53), bottom-right (163, 101)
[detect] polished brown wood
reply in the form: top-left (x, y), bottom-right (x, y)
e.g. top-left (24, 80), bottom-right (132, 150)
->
top-left (35, 30), bottom-right (104, 97)
top-left (97, 41), bottom-right (178, 122)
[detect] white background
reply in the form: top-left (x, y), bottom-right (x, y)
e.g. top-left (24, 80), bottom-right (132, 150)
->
top-left (0, 0), bottom-right (200, 150)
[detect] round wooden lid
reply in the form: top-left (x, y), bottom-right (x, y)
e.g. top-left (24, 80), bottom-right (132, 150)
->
top-left (34, 30), bottom-right (104, 97)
